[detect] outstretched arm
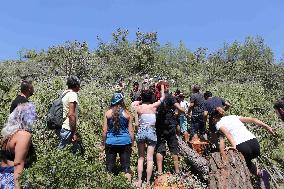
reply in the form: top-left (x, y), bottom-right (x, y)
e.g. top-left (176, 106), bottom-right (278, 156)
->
top-left (239, 117), bottom-right (275, 136)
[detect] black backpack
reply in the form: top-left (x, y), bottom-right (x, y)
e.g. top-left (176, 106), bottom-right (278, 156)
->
top-left (46, 91), bottom-right (70, 130)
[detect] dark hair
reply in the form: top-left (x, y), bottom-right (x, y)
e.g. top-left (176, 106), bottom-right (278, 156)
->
top-left (67, 76), bottom-right (80, 89)
top-left (20, 80), bottom-right (33, 93)
top-left (133, 82), bottom-right (139, 87)
top-left (141, 89), bottom-right (154, 103)
top-left (175, 89), bottom-right (181, 96)
top-left (192, 85), bottom-right (201, 92)
top-left (211, 107), bottom-right (225, 119)
top-left (111, 101), bottom-right (127, 132)
top-left (274, 99), bottom-right (284, 109)
top-left (204, 91), bottom-right (212, 99)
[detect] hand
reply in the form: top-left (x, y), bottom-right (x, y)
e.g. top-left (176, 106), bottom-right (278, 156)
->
top-left (225, 146), bottom-right (237, 151)
top-left (267, 127), bottom-right (276, 136)
top-left (72, 133), bottom-right (78, 142)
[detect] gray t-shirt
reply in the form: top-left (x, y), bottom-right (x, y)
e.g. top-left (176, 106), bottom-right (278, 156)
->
top-left (190, 92), bottom-right (205, 115)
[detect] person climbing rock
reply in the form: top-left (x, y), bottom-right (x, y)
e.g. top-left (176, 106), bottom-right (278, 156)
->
top-left (211, 108), bottom-right (276, 178)
top-left (204, 91), bottom-right (231, 151)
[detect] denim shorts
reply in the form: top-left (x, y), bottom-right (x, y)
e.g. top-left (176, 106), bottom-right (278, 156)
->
top-left (0, 166), bottom-right (14, 189)
top-left (179, 115), bottom-right (188, 133)
top-left (136, 125), bottom-right (157, 146)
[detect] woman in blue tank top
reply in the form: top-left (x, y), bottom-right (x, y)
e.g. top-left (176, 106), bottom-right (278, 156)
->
top-left (102, 93), bottom-right (134, 182)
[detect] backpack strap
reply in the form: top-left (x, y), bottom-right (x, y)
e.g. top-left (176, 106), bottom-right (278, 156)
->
top-left (61, 90), bottom-right (71, 99)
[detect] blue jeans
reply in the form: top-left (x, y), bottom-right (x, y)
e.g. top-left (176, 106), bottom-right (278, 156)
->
top-left (58, 128), bottom-right (81, 154)
top-left (191, 114), bottom-right (205, 135)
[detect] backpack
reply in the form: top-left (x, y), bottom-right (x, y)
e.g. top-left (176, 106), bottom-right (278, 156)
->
top-left (46, 91), bottom-right (70, 130)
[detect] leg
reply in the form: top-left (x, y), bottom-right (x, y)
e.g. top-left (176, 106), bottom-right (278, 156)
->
top-left (156, 135), bottom-right (166, 174)
top-left (198, 115), bottom-right (206, 140)
top-left (146, 144), bottom-right (155, 184)
top-left (167, 132), bottom-right (180, 173)
top-left (119, 145), bottom-right (132, 182)
top-left (183, 131), bottom-right (190, 143)
top-left (58, 128), bottom-right (72, 149)
top-left (180, 116), bottom-right (189, 143)
top-left (172, 154), bottom-right (180, 174)
top-left (191, 116), bottom-right (199, 141)
top-left (236, 139), bottom-right (259, 175)
top-left (105, 145), bottom-right (117, 173)
top-left (137, 142), bottom-right (145, 187)
top-left (156, 152), bottom-right (164, 174)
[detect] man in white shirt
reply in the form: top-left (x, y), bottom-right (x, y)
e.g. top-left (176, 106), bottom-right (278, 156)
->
top-left (58, 76), bottom-right (81, 153)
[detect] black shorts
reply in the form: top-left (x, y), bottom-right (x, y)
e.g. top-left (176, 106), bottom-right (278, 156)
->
top-left (156, 127), bottom-right (179, 155)
top-left (236, 138), bottom-right (260, 169)
top-left (105, 144), bottom-right (132, 174)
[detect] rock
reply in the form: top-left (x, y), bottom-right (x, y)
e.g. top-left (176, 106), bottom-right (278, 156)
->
top-left (208, 150), bottom-right (254, 189)
top-left (153, 173), bottom-right (186, 189)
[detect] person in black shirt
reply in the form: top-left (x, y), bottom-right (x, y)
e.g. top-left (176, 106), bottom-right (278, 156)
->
top-left (204, 91), bottom-right (231, 133)
top-left (155, 81), bottom-right (184, 174)
top-left (203, 91), bottom-right (231, 151)
top-left (188, 85), bottom-right (205, 141)
top-left (10, 80), bottom-right (34, 113)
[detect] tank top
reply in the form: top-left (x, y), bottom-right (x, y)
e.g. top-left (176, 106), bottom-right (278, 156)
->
top-left (139, 114), bottom-right (156, 127)
top-left (106, 109), bottom-right (131, 145)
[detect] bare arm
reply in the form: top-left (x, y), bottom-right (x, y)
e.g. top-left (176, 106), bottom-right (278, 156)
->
top-left (219, 126), bottom-right (237, 148)
top-left (174, 103), bottom-right (185, 113)
top-left (239, 117), bottom-right (275, 136)
top-left (102, 112), bottom-right (108, 146)
top-left (68, 102), bottom-right (77, 132)
top-left (127, 113), bottom-right (134, 144)
top-left (14, 131), bottom-right (32, 189)
top-left (152, 84), bottom-right (165, 108)
top-left (187, 102), bottom-right (194, 116)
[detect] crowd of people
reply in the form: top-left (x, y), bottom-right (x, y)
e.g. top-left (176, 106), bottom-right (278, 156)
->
top-left (0, 75), bottom-right (283, 188)
top-left (105, 76), bottom-right (278, 188)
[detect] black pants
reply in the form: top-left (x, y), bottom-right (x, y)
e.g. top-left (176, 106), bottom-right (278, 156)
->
top-left (105, 144), bottom-right (132, 174)
top-left (236, 138), bottom-right (260, 169)
top-left (156, 125), bottom-right (179, 156)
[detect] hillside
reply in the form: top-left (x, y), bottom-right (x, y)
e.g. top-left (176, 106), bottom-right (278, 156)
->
top-left (0, 29), bottom-right (283, 188)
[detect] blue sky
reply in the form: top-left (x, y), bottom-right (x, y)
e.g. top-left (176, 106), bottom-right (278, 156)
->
top-left (0, 0), bottom-right (283, 61)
